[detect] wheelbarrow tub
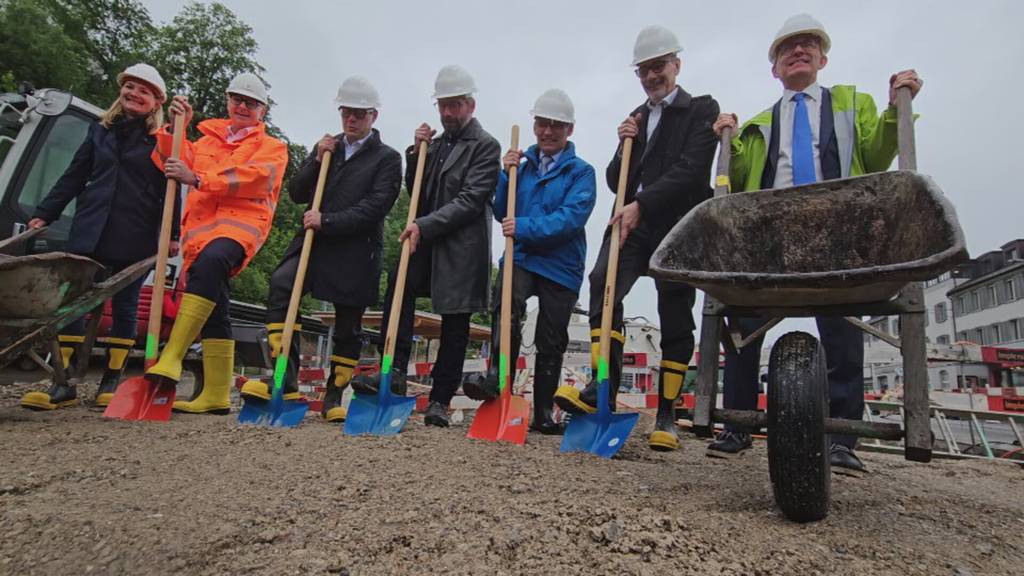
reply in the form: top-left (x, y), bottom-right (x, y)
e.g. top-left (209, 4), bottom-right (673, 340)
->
top-left (0, 252), bottom-right (103, 318)
top-left (649, 171), bottom-right (967, 307)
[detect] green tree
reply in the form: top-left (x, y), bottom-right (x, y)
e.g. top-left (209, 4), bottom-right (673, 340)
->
top-left (0, 0), bottom-right (93, 95)
top-left (41, 0), bottom-right (155, 104)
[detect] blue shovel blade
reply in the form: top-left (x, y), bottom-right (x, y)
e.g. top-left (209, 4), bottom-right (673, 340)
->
top-left (561, 411), bottom-right (639, 458)
top-left (238, 388), bottom-right (308, 428)
top-left (343, 374), bottom-right (416, 436)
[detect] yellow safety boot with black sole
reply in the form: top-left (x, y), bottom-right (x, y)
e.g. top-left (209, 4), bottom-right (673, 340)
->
top-left (173, 338), bottom-right (233, 414)
top-left (554, 328), bottom-right (624, 415)
top-left (20, 334), bottom-right (84, 411)
top-left (94, 337), bottom-right (134, 408)
top-left (240, 322), bottom-right (304, 404)
top-left (321, 354), bottom-right (358, 422)
top-left (649, 360), bottom-right (687, 451)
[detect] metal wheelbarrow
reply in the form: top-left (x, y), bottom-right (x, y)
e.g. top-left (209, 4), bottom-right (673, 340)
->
top-left (0, 239), bottom-right (155, 387)
top-left (649, 88), bottom-right (967, 522)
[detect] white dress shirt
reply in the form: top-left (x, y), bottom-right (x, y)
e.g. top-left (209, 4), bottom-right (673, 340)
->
top-left (774, 82), bottom-right (823, 187)
top-left (343, 132), bottom-right (372, 160)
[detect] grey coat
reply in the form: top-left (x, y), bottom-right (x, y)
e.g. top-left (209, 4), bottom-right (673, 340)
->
top-left (406, 118), bottom-right (500, 314)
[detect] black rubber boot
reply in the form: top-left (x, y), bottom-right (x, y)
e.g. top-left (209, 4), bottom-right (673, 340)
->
top-left (649, 361), bottom-right (687, 451)
top-left (530, 354), bottom-right (565, 435)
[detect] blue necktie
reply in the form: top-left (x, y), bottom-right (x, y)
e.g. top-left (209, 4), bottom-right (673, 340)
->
top-left (540, 154), bottom-right (553, 177)
top-left (791, 92), bottom-right (815, 185)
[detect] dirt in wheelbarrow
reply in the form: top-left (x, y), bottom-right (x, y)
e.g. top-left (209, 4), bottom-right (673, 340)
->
top-left (0, 375), bottom-right (1022, 576)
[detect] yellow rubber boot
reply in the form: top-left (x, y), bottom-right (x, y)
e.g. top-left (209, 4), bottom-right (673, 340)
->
top-left (321, 355), bottom-right (357, 422)
top-left (20, 334), bottom-right (84, 410)
top-left (240, 322), bottom-right (303, 402)
top-left (649, 360), bottom-right (687, 451)
top-left (146, 293), bottom-right (215, 382)
top-left (94, 337), bottom-right (135, 408)
top-left (173, 338), bottom-right (233, 414)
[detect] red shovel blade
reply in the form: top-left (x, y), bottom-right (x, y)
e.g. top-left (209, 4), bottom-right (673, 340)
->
top-left (467, 392), bottom-right (530, 445)
top-left (103, 375), bottom-right (175, 421)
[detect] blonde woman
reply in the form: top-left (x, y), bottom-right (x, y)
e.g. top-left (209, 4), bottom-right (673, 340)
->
top-left (21, 63), bottom-right (180, 411)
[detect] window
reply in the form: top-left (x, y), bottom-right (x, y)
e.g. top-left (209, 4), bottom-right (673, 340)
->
top-left (970, 291), bottom-right (980, 312)
top-left (15, 113), bottom-right (90, 219)
top-left (992, 324), bottom-right (1002, 344)
top-left (937, 335), bottom-right (951, 345)
top-left (1010, 319), bottom-right (1022, 342)
top-left (975, 328), bottom-right (985, 344)
top-left (878, 375), bottom-right (889, 391)
top-left (987, 285), bottom-right (998, 307)
top-left (1009, 248), bottom-right (1020, 261)
top-left (939, 370), bottom-right (950, 389)
top-left (956, 295), bottom-right (966, 316)
top-left (1007, 279), bottom-right (1017, 302)
top-left (934, 302), bottom-right (948, 323)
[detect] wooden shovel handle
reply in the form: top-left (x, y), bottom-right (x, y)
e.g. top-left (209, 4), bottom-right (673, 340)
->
top-left (382, 141), bottom-right (429, 360)
top-left (145, 113), bottom-right (185, 366)
top-left (277, 150), bottom-right (332, 359)
top-left (499, 125), bottom-right (519, 392)
top-left (598, 137), bottom-right (633, 367)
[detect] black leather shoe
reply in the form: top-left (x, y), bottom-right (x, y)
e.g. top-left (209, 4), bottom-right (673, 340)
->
top-left (830, 443), bottom-right (867, 477)
top-left (351, 369), bottom-right (407, 396)
top-left (462, 372), bottom-right (499, 401)
top-left (424, 401), bottom-right (450, 427)
top-left (705, 431), bottom-right (752, 459)
top-left (529, 419), bottom-right (565, 435)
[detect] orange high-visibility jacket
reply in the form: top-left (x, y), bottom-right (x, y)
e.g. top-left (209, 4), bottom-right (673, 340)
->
top-left (152, 118), bottom-right (287, 275)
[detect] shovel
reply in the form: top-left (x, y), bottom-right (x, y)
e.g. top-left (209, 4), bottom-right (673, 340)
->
top-left (561, 137), bottom-right (639, 458)
top-left (342, 141), bottom-right (426, 436)
top-left (237, 151), bottom-right (335, 427)
top-left (467, 125), bottom-right (530, 444)
top-left (104, 113), bottom-right (186, 421)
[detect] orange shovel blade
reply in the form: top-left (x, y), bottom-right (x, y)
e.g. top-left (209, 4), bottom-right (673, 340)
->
top-left (103, 376), bottom-right (175, 421)
top-left (467, 392), bottom-right (530, 445)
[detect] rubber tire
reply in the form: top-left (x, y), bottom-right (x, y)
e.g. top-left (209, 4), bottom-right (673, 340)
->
top-left (767, 331), bottom-right (830, 523)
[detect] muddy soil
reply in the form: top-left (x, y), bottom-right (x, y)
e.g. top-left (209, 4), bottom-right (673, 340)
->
top-left (1, 376), bottom-right (1021, 576)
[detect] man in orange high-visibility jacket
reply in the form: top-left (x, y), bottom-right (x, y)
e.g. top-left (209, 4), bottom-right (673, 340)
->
top-left (149, 72), bottom-right (288, 415)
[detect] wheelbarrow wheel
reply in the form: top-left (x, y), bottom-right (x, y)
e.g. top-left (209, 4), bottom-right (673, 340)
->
top-left (767, 331), bottom-right (830, 523)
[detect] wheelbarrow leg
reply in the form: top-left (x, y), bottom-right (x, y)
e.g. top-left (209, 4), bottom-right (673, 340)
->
top-left (48, 337), bottom-right (68, 388)
top-left (693, 298), bottom-right (723, 438)
top-left (899, 282), bottom-right (932, 463)
top-left (71, 306), bottom-right (104, 381)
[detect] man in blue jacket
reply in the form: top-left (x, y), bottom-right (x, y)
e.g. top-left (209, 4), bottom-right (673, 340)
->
top-left (462, 89), bottom-right (596, 434)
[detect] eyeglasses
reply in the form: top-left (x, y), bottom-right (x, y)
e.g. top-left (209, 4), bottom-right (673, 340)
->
top-left (228, 93), bottom-right (264, 109)
top-left (634, 58), bottom-right (675, 78)
top-left (776, 35), bottom-right (821, 57)
top-left (340, 107), bottom-right (375, 119)
top-left (534, 117), bottom-right (571, 130)
top-left (435, 98), bottom-right (468, 112)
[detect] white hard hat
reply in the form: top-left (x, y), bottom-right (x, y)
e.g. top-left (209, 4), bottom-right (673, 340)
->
top-left (226, 72), bottom-right (268, 105)
top-left (769, 13), bottom-right (831, 63)
top-left (432, 65), bottom-right (477, 99)
top-left (530, 89), bottom-right (575, 124)
top-left (117, 63), bottom-right (166, 102)
top-left (335, 75), bottom-right (381, 109)
top-left (632, 25), bottom-right (682, 66)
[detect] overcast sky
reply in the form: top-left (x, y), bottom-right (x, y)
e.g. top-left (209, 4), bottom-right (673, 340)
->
top-left (144, 0), bottom-right (1022, 343)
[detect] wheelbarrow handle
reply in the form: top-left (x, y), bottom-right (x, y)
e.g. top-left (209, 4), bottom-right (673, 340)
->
top-left (896, 86), bottom-right (916, 172)
top-left (713, 126), bottom-right (733, 198)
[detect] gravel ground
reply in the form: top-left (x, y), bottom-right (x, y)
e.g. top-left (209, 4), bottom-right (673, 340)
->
top-left (1, 375), bottom-right (1022, 576)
